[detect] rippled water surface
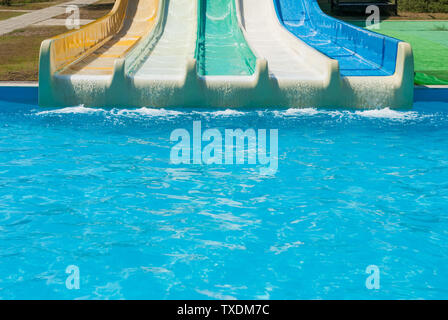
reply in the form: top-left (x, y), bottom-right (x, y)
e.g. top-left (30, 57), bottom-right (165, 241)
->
top-left (1, 98), bottom-right (448, 299)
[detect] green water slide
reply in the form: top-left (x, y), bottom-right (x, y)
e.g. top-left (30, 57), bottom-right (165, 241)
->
top-left (196, 0), bottom-right (257, 76)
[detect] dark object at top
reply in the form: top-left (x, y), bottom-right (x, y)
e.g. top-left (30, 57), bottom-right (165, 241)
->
top-left (330, 0), bottom-right (398, 16)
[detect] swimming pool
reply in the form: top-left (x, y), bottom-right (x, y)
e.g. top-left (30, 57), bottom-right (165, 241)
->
top-left (1, 86), bottom-right (447, 299)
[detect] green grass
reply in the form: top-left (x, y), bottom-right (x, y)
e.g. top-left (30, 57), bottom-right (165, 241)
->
top-left (0, 26), bottom-right (67, 81)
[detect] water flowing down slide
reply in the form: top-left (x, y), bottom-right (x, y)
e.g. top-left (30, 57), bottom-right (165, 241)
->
top-left (123, 0), bottom-right (198, 106)
top-left (129, 0), bottom-right (256, 79)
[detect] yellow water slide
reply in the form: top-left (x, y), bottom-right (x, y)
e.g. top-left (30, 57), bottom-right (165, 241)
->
top-left (39, 0), bottom-right (160, 105)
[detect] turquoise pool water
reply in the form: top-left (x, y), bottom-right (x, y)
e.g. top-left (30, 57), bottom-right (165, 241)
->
top-left (1, 88), bottom-right (448, 299)
top-left (196, 0), bottom-right (256, 76)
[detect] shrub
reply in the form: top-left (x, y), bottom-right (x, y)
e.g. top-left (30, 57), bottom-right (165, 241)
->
top-left (399, 0), bottom-right (448, 13)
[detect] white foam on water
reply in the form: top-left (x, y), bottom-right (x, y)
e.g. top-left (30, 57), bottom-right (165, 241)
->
top-left (196, 289), bottom-right (236, 300)
top-left (36, 105), bottom-right (105, 115)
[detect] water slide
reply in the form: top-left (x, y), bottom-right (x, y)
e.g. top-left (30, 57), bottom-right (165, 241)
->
top-left (39, 0), bottom-right (414, 109)
top-left (273, 0), bottom-right (397, 77)
top-left (61, 0), bottom-right (159, 76)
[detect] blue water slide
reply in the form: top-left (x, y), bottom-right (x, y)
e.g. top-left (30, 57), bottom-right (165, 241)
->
top-left (273, 0), bottom-right (400, 76)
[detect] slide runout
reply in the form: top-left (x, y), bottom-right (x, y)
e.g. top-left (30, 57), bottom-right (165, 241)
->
top-left (268, 0), bottom-right (414, 108)
top-left (59, 0), bottom-right (160, 77)
top-left (39, 0), bottom-right (129, 106)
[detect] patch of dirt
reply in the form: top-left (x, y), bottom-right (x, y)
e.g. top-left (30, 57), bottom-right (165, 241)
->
top-left (7, 25), bottom-right (65, 37)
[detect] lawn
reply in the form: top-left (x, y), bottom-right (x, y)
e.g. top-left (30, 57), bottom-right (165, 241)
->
top-left (53, 0), bottom-right (114, 20)
top-left (0, 1), bottom-right (447, 84)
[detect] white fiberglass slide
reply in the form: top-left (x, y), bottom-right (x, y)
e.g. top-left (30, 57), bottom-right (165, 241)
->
top-left (236, 0), bottom-right (325, 82)
top-left (132, 0), bottom-right (197, 81)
